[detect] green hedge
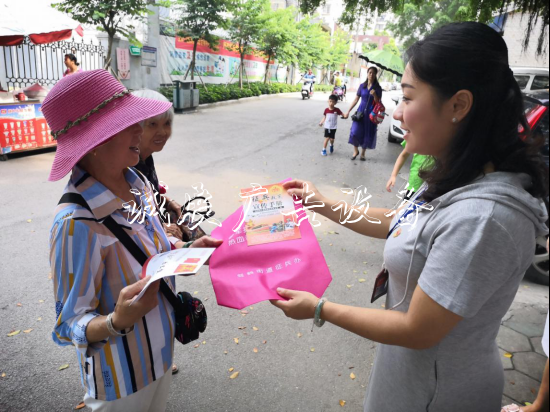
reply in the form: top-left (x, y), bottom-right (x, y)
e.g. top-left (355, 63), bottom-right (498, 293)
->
top-left (158, 82), bottom-right (336, 105)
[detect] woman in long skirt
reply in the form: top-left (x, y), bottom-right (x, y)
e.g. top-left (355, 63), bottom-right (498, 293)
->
top-left (346, 66), bottom-right (383, 161)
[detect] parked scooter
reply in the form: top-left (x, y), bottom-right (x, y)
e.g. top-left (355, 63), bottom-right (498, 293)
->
top-left (302, 80), bottom-right (315, 100)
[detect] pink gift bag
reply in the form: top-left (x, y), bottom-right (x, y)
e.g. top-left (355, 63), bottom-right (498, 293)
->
top-left (209, 204), bottom-right (332, 309)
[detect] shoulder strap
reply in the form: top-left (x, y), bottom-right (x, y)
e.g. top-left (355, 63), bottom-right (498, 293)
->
top-left (57, 192), bottom-right (181, 310)
top-left (59, 192), bottom-right (92, 213)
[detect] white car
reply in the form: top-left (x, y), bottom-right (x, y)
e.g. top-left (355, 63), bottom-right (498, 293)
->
top-left (388, 95), bottom-right (405, 143)
top-left (512, 67), bottom-right (549, 93)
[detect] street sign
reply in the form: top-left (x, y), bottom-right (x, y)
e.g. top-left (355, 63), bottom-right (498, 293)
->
top-left (129, 45), bottom-right (141, 56)
top-left (141, 46), bottom-right (157, 67)
top-left (116, 48), bottom-right (131, 79)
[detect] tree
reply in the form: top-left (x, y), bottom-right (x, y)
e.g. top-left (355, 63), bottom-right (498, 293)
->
top-left (227, 0), bottom-right (269, 88)
top-left (386, 0), bottom-right (471, 50)
top-left (295, 17), bottom-right (330, 75)
top-left (258, 7), bottom-right (299, 84)
top-left (53, 0), bottom-right (152, 69)
top-left (326, 28), bottom-right (351, 73)
top-left (173, 0), bottom-right (230, 80)
top-left (300, 0), bottom-right (548, 56)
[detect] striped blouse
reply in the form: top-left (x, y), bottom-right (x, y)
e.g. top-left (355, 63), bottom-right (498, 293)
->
top-left (50, 166), bottom-right (175, 401)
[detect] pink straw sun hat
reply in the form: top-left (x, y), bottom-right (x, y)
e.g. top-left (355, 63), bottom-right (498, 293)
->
top-left (42, 69), bottom-right (172, 181)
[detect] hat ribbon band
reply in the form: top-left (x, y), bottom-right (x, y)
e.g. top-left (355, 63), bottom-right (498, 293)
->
top-left (51, 90), bottom-right (131, 140)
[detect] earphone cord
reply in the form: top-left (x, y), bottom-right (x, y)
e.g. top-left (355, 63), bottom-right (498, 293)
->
top-left (388, 200), bottom-right (441, 311)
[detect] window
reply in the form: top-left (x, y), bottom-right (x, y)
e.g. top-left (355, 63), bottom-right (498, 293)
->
top-left (514, 75), bottom-right (530, 90)
top-left (532, 76), bottom-right (549, 90)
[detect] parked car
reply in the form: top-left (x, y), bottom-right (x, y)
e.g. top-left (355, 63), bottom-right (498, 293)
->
top-left (512, 67), bottom-right (549, 93)
top-left (388, 95), bottom-right (405, 143)
top-left (521, 89), bottom-right (549, 285)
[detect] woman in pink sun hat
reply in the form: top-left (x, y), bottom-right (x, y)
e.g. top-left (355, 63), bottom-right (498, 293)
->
top-left (44, 70), bottom-right (222, 411)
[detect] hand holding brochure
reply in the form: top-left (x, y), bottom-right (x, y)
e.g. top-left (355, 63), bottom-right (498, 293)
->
top-left (132, 248), bottom-right (215, 304)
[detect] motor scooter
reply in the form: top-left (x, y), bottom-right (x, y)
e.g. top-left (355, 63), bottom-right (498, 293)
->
top-left (332, 86), bottom-right (344, 101)
top-left (301, 80), bottom-right (314, 100)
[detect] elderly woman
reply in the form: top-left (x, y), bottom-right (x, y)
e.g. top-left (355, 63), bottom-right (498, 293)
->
top-left (131, 89), bottom-right (205, 375)
top-left (131, 89), bottom-right (206, 248)
top-left (45, 70), bottom-right (221, 411)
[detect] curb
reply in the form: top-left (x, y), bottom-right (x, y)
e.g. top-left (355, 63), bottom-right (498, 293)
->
top-left (173, 89), bottom-right (333, 114)
top-left (197, 92), bottom-right (300, 110)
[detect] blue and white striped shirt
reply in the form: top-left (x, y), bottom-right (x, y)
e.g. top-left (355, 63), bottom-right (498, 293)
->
top-left (50, 166), bottom-right (175, 401)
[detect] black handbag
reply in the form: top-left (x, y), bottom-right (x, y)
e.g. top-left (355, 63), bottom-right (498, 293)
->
top-left (58, 193), bottom-right (207, 345)
top-left (351, 84), bottom-right (373, 122)
top-left (351, 110), bottom-right (365, 122)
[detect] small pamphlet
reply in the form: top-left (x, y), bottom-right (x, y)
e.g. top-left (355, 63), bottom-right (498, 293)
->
top-left (131, 248), bottom-right (215, 304)
top-left (240, 183), bottom-right (301, 246)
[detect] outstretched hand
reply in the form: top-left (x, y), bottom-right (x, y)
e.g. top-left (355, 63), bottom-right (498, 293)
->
top-left (386, 176), bottom-right (396, 192)
top-left (190, 236), bottom-right (223, 265)
top-left (270, 288), bottom-right (319, 320)
top-left (282, 179), bottom-right (324, 205)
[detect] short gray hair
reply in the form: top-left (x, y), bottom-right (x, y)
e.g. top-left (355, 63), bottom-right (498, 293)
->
top-left (131, 89), bottom-right (174, 126)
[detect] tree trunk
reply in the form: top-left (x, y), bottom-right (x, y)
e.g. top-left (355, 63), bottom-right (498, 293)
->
top-left (191, 39), bottom-right (198, 81)
top-left (264, 53), bottom-right (273, 84)
top-left (105, 33), bottom-right (114, 70)
top-left (239, 53), bottom-right (244, 89)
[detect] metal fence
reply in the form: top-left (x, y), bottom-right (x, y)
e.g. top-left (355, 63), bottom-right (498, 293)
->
top-left (1, 36), bottom-right (105, 90)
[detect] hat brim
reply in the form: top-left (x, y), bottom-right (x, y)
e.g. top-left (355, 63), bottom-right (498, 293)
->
top-left (48, 94), bottom-right (173, 181)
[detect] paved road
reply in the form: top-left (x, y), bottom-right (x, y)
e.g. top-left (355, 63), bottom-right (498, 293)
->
top-left (0, 90), bottom-right (547, 412)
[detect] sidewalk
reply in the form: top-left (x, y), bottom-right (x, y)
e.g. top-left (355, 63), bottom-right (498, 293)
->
top-left (499, 285), bottom-right (548, 407)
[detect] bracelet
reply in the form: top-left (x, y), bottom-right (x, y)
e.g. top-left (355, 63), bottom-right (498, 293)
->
top-left (183, 241), bottom-right (194, 248)
top-left (312, 298), bottom-right (327, 332)
top-left (106, 313), bottom-right (134, 337)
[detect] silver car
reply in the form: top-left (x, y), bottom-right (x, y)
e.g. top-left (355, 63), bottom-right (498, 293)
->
top-left (512, 67), bottom-right (549, 93)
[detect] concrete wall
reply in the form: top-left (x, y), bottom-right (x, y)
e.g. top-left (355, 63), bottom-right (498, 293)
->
top-left (503, 11), bottom-right (549, 68)
top-left (99, 5), bottom-right (161, 91)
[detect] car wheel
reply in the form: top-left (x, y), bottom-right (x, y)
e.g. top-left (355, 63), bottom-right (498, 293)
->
top-left (524, 235), bottom-right (549, 286)
top-left (388, 134), bottom-right (398, 143)
top-left (302, 95), bottom-right (305, 100)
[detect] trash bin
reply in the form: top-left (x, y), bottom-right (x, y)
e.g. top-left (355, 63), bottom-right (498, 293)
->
top-left (173, 80), bottom-right (199, 111)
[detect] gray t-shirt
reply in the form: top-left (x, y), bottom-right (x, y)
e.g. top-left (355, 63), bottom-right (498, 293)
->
top-left (364, 172), bottom-right (548, 412)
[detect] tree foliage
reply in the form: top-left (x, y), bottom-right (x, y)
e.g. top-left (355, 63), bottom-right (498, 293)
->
top-left (295, 17), bottom-right (330, 71)
top-left (227, 0), bottom-right (270, 88)
top-left (172, 0), bottom-right (230, 79)
top-left (325, 28), bottom-right (351, 71)
top-left (387, 0), bottom-right (470, 50)
top-left (300, 0), bottom-right (548, 56)
top-left (53, 0), bottom-right (152, 69)
top-left (258, 7), bottom-right (300, 83)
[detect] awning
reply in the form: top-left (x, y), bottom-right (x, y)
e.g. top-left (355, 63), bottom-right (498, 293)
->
top-left (0, 0), bottom-right (83, 46)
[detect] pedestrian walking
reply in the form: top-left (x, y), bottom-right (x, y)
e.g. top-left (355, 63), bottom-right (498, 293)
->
top-left (271, 22), bottom-right (549, 412)
top-left (345, 66), bottom-right (382, 161)
top-left (63, 53), bottom-right (82, 77)
top-left (319, 94), bottom-right (346, 156)
top-left (386, 140), bottom-right (434, 198)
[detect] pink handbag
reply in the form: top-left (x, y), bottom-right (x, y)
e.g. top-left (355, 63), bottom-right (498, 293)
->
top-left (208, 204), bottom-right (332, 309)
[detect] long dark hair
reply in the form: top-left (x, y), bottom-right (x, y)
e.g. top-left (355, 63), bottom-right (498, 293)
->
top-left (65, 53), bottom-right (79, 66)
top-left (363, 66), bottom-right (379, 88)
top-left (407, 22), bottom-right (547, 201)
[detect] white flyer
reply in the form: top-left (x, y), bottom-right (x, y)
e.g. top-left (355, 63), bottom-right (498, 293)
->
top-left (131, 248), bottom-right (215, 304)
